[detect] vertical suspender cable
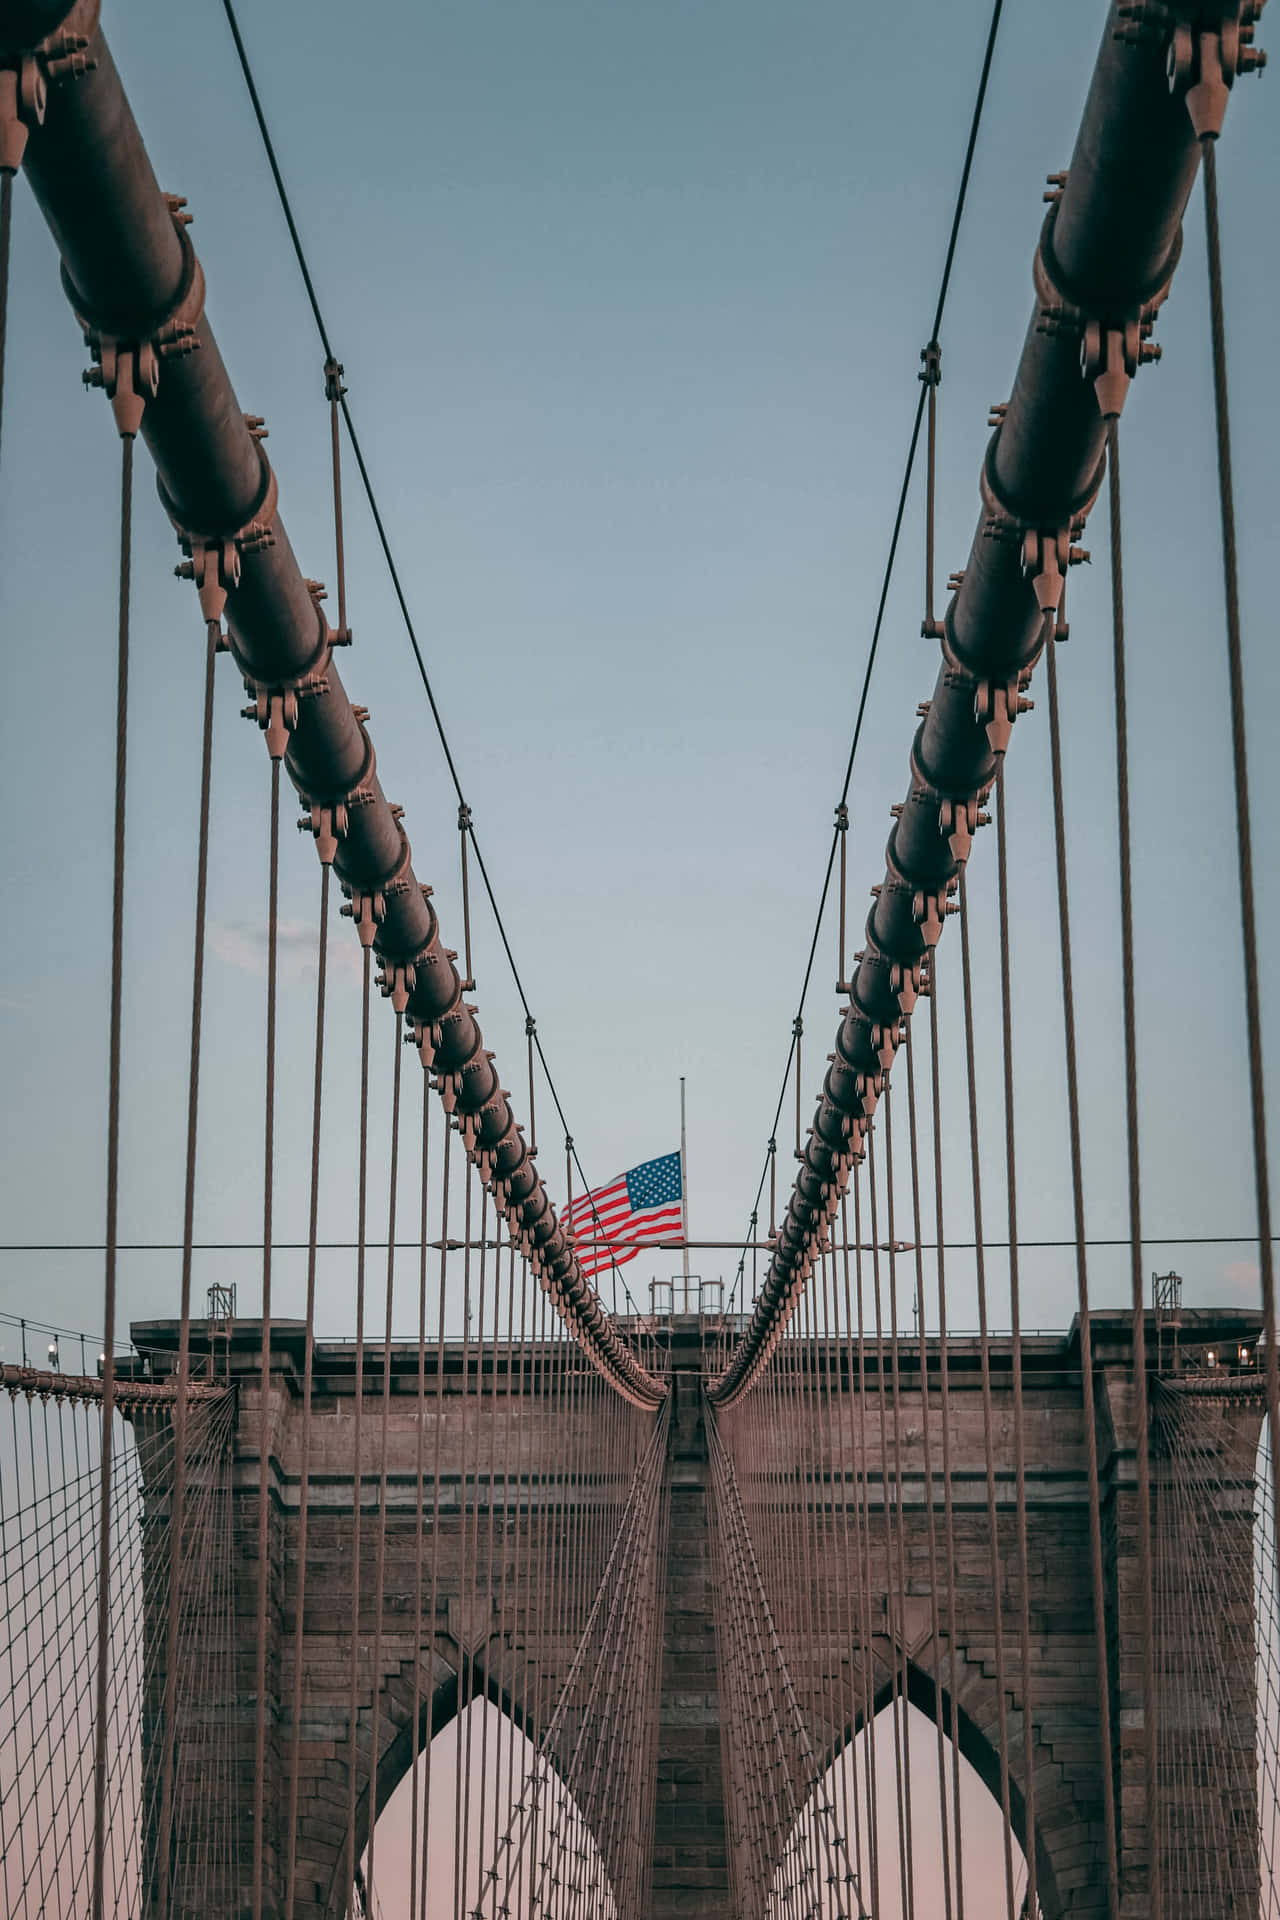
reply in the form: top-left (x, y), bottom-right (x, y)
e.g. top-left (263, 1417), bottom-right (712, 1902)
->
top-left (880, 1096), bottom-right (917, 1920)
top-left (451, 1157), bottom-right (475, 1920)
top-left (850, 1171), bottom-right (882, 1915)
top-left (92, 428), bottom-right (133, 1920)
top-left (1044, 629), bottom-right (1121, 1919)
top-left (408, 1073), bottom-right (430, 1916)
top-left (1202, 139), bottom-right (1280, 1570)
top-left (418, 1118), bottom-right (453, 1920)
top-left (926, 985), bottom-right (965, 1919)
top-left (365, 1007), bottom-right (403, 1908)
top-left (993, 776), bottom-right (1038, 1920)
top-left (284, 861), bottom-right (330, 1920)
top-left (251, 753), bottom-right (282, 1918)
top-left (1105, 418), bottom-right (1161, 1916)
top-left (956, 872), bottom-right (1017, 1920)
top-left (344, 944), bottom-right (373, 1902)
top-left (865, 1133), bottom-right (911, 1918)
top-left (153, 605), bottom-right (218, 1917)
top-left (901, 1025), bottom-right (955, 1920)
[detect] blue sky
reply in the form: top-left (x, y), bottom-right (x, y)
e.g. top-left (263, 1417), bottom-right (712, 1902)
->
top-left (1, 0), bottom-right (1278, 1355)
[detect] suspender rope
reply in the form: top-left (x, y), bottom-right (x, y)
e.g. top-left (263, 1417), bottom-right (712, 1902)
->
top-left (418, 1118), bottom-right (452, 1920)
top-left (364, 1006), bottom-right (403, 1908)
top-left (956, 871), bottom-right (1018, 1919)
top-left (408, 1069), bottom-right (431, 1916)
top-left (901, 1025), bottom-right (956, 1920)
top-left (1202, 136), bottom-right (1280, 1577)
top-left (92, 427), bottom-right (134, 1920)
top-left (882, 1094), bottom-right (919, 1920)
top-left (1105, 417), bottom-right (1161, 1916)
top-left (1044, 629), bottom-right (1122, 1919)
top-left (283, 861), bottom-right (330, 1920)
top-left (851, 1170), bottom-right (883, 1917)
top-left (251, 752), bottom-right (282, 1918)
top-left (344, 943), bottom-right (373, 1903)
top-left (993, 775), bottom-right (1038, 1920)
top-left (866, 1133), bottom-right (911, 1919)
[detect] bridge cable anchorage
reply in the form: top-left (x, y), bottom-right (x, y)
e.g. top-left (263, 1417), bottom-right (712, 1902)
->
top-left (282, 857), bottom-right (329, 1920)
top-left (1106, 415), bottom-right (1162, 1915)
top-left (1045, 624), bottom-right (1121, 1920)
top-left (1201, 129), bottom-right (1280, 1582)
top-left (711, 0), bottom-right (1264, 1413)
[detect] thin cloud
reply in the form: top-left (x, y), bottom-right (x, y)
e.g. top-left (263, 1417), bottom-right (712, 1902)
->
top-left (212, 918), bottom-right (364, 987)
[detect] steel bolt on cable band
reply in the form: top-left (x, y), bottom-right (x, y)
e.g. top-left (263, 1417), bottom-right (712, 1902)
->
top-left (7, 0), bottom-right (664, 1410)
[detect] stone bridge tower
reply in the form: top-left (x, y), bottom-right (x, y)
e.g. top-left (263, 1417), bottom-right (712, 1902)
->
top-left (128, 1306), bottom-right (1267, 1917)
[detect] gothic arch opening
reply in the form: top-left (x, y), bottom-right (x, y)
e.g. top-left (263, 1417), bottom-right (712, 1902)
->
top-left (350, 1670), bottom-right (620, 1920)
top-left (769, 1681), bottom-right (1049, 1919)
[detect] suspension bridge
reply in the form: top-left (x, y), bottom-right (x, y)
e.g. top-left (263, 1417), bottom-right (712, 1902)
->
top-left (0, 0), bottom-right (1277, 1914)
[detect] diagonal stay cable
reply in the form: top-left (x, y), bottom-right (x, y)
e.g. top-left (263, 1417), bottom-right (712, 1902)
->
top-left (219, 0), bottom-right (640, 1307)
top-left (729, 0), bottom-right (1004, 1312)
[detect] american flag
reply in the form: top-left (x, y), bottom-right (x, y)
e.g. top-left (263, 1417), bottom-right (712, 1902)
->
top-left (565, 1152), bottom-right (684, 1279)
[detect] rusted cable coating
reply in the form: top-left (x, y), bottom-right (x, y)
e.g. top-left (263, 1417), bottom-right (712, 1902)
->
top-left (91, 426), bottom-right (131, 1920)
top-left (17, 13), bottom-right (662, 1411)
top-left (1202, 138), bottom-right (1280, 1572)
top-left (1105, 420), bottom-right (1160, 1915)
top-left (710, 12), bottom-right (1242, 1407)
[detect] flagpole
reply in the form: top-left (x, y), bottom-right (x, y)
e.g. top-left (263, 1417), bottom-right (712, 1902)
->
top-left (680, 1077), bottom-right (691, 1305)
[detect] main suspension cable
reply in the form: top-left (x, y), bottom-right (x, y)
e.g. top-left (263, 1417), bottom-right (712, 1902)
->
top-left (217, 0), bottom-right (639, 1312)
top-left (731, 0), bottom-right (1005, 1306)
